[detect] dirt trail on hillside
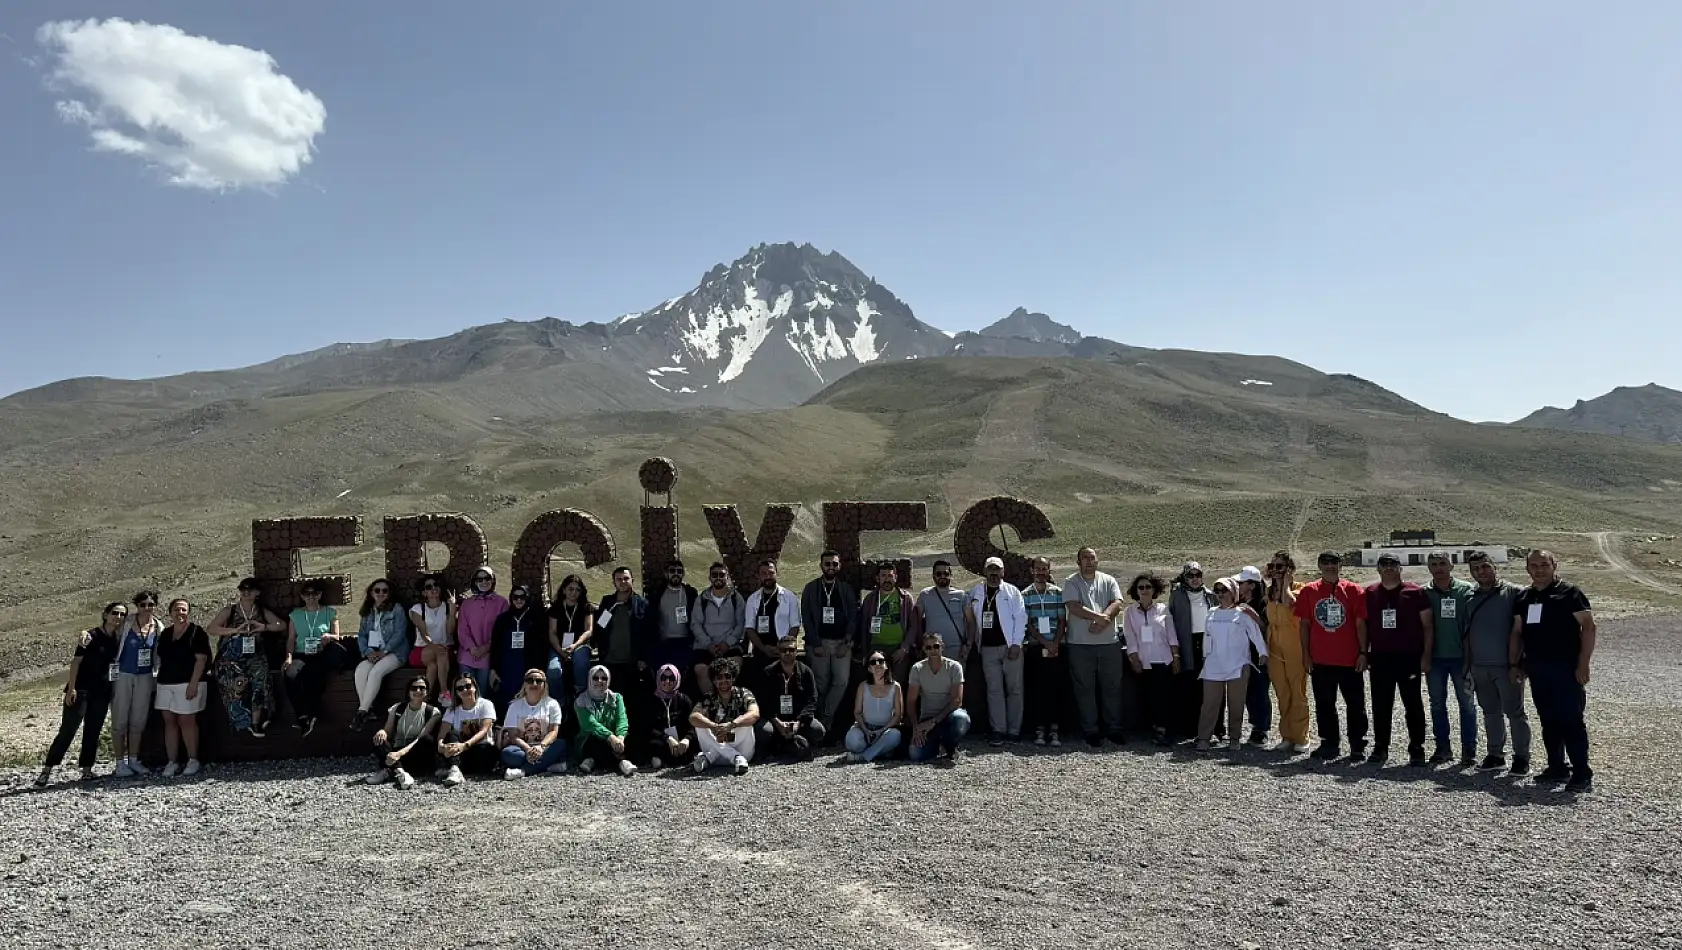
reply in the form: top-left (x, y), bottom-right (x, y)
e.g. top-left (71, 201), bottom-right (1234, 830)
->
top-left (1591, 531), bottom-right (1681, 596)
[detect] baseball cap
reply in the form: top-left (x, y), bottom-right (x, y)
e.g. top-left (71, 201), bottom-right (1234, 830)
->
top-left (984, 556), bottom-right (1004, 570)
top-left (1237, 565), bottom-right (1264, 584)
top-left (1317, 551), bottom-right (1342, 565)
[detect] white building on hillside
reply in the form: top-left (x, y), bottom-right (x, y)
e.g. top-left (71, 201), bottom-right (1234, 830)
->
top-left (1356, 529), bottom-right (1509, 567)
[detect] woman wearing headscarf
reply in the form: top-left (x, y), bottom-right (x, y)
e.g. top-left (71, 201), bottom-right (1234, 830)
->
top-left (208, 579), bottom-right (286, 739)
top-left (842, 650), bottom-right (904, 763)
top-left (455, 566), bottom-right (507, 701)
top-left (643, 663), bottom-right (695, 769)
top-left (353, 579), bottom-right (411, 729)
top-left (36, 603), bottom-right (124, 786)
top-left (491, 584), bottom-right (549, 711)
top-left (1197, 577), bottom-right (1269, 752)
top-left (153, 598), bottom-right (212, 777)
top-left (574, 665), bottom-right (637, 776)
top-left (111, 590), bottom-right (164, 777)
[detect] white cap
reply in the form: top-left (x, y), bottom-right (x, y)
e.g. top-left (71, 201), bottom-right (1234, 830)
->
top-left (1237, 565), bottom-right (1264, 584)
top-left (984, 556), bottom-right (1005, 570)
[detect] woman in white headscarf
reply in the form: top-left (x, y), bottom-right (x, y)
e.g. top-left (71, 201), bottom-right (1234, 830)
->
top-left (574, 665), bottom-right (636, 776)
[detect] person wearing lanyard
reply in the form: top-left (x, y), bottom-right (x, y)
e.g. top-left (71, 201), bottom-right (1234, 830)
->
top-left (742, 560), bottom-right (802, 695)
top-left (643, 664), bottom-right (696, 769)
top-left (1363, 555), bottom-right (1435, 768)
top-left (1122, 572), bottom-right (1180, 746)
top-left (968, 556), bottom-right (1028, 746)
top-left (352, 579), bottom-right (412, 729)
top-left (688, 657), bottom-right (760, 775)
top-left (650, 559), bottom-right (699, 680)
top-left (758, 636), bottom-right (823, 760)
top-left (1021, 557), bottom-right (1067, 748)
top-left (546, 574), bottom-right (596, 699)
top-left (593, 567), bottom-right (655, 716)
top-left (492, 585), bottom-right (548, 711)
top-left (857, 564), bottom-right (919, 686)
top-left (688, 564), bottom-right (746, 699)
top-left (1512, 550), bottom-right (1596, 792)
top-left (1423, 553), bottom-right (1478, 766)
top-left (1169, 563), bottom-right (1219, 742)
top-left (283, 581), bottom-right (343, 737)
top-left (37, 603), bottom-right (124, 786)
top-left (208, 579), bottom-right (286, 739)
top-left (111, 590), bottom-right (163, 778)
top-left (800, 551), bottom-right (859, 735)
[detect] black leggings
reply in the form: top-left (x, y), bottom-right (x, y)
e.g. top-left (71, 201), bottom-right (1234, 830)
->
top-left (1138, 665), bottom-right (1176, 734)
top-left (374, 738), bottom-right (437, 775)
top-left (576, 734), bottom-right (627, 766)
top-left (44, 691), bottom-right (112, 770)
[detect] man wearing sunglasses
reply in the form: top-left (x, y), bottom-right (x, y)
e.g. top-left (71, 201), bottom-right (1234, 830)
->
top-left (689, 658), bottom-right (760, 774)
top-left (759, 636), bottom-right (823, 760)
top-left (906, 637), bottom-right (969, 762)
top-left (689, 563), bottom-right (746, 699)
top-left (651, 559), bottom-right (700, 681)
top-left (968, 556), bottom-right (1028, 745)
top-left (801, 550), bottom-right (859, 735)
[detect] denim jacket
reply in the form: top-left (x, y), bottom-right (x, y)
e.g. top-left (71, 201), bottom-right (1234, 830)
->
top-left (358, 607), bottom-right (412, 660)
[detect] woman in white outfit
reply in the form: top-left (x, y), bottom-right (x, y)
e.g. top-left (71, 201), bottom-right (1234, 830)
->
top-left (409, 574), bottom-right (457, 708)
top-left (1197, 577), bottom-right (1269, 752)
top-left (687, 657), bottom-right (759, 775)
top-left (112, 590), bottom-right (164, 778)
top-left (843, 651), bottom-right (904, 763)
top-left (353, 578), bottom-right (411, 729)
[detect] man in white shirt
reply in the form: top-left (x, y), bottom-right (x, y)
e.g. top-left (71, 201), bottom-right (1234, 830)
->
top-left (1062, 547), bottom-right (1128, 747)
top-left (742, 559), bottom-right (803, 696)
top-left (968, 556), bottom-right (1027, 744)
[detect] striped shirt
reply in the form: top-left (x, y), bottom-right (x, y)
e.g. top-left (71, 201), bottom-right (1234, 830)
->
top-left (1022, 584), bottom-right (1065, 644)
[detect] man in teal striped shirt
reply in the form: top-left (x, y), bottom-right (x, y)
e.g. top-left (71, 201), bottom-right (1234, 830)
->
top-left (1022, 556), bottom-right (1067, 747)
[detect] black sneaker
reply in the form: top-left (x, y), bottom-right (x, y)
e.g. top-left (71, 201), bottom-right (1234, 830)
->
top-left (989, 735), bottom-right (1005, 748)
top-left (1311, 743), bottom-right (1339, 760)
top-left (1346, 746), bottom-right (1368, 764)
top-left (1105, 733), bottom-right (1128, 746)
top-left (1535, 765), bottom-right (1571, 785)
top-left (350, 710), bottom-right (368, 730)
top-left (1085, 733), bottom-right (1104, 749)
top-left (1478, 754), bottom-right (1506, 771)
top-left (1565, 770), bottom-right (1594, 793)
top-left (1509, 758), bottom-right (1530, 776)
top-left (792, 736), bottom-right (810, 760)
top-left (1429, 747), bottom-right (1453, 765)
top-left (1408, 751), bottom-right (1428, 768)
top-left (1365, 749), bottom-right (1388, 766)
top-left (300, 716), bottom-right (316, 737)
top-left (1459, 753), bottom-right (1478, 768)
top-left (1247, 729), bottom-right (1267, 746)
top-left (1152, 728), bottom-right (1170, 747)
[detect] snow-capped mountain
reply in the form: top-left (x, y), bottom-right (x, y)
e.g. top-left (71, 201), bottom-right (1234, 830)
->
top-left (610, 242), bottom-right (952, 407)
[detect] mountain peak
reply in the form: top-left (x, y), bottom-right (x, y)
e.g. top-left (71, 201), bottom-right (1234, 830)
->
top-left (1515, 382), bottom-right (1682, 443)
top-left (979, 307), bottom-right (1082, 345)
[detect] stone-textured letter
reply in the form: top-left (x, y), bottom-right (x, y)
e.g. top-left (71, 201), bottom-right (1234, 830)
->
top-left (952, 497), bottom-right (1055, 587)
top-left (383, 514), bottom-right (490, 603)
top-left (511, 509), bottom-right (616, 601)
top-left (251, 517), bottom-right (364, 611)
top-left (822, 502), bottom-right (929, 591)
top-left (704, 504), bottom-right (797, 588)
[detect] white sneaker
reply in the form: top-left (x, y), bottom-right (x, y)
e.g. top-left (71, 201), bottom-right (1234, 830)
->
top-left (161, 762), bottom-right (181, 778)
top-left (129, 762), bottom-right (150, 777)
top-left (618, 760), bottom-right (637, 777)
top-left (503, 768), bottom-right (526, 780)
top-left (1273, 740), bottom-right (1297, 752)
top-left (182, 760), bottom-right (201, 777)
top-left (1291, 742), bottom-right (1313, 754)
top-left (733, 755), bottom-right (749, 775)
top-left (365, 769), bottom-right (390, 785)
top-left (650, 756), bottom-right (664, 769)
top-left (579, 758), bottom-right (595, 774)
top-left (693, 756), bottom-right (709, 774)
top-left (113, 760), bottom-right (135, 779)
top-left (394, 768), bottom-right (415, 790)
top-left (841, 751), bottom-right (858, 764)
top-left (545, 762), bottom-right (570, 775)
top-left (441, 765), bottom-right (464, 787)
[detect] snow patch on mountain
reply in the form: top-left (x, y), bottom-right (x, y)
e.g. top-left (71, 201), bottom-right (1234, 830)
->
top-left (717, 284), bottom-right (794, 383)
top-left (786, 314), bottom-right (849, 382)
top-left (850, 300), bottom-right (880, 362)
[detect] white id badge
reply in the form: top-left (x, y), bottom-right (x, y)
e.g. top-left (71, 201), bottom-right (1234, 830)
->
top-left (1526, 604), bottom-right (1543, 624)
top-left (1440, 599), bottom-right (1457, 619)
top-left (304, 641), bottom-right (319, 655)
top-left (779, 694), bottom-right (794, 716)
top-left (675, 605), bottom-right (688, 624)
top-left (241, 636), bottom-right (255, 656)
top-left (756, 616), bottom-right (770, 634)
top-left (1038, 616), bottom-right (1051, 636)
top-left (510, 630), bottom-right (526, 650)
top-left (1381, 609), bottom-right (1397, 630)
top-left (822, 607), bottom-right (836, 625)
top-left (982, 612), bottom-right (995, 630)
top-left (560, 631), bottom-right (576, 649)
top-left (137, 648), bottom-right (153, 668)
top-left (664, 726), bottom-right (678, 739)
top-left (107, 662), bottom-right (118, 682)
top-left (870, 617), bottom-right (883, 635)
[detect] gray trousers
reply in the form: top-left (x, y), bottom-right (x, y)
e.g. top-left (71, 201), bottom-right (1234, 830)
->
top-left (1471, 664), bottom-right (1532, 760)
top-left (980, 645), bottom-right (1025, 736)
top-left (1067, 642), bottom-right (1125, 737)
top-left (809, 640), bottom-right (853, 730)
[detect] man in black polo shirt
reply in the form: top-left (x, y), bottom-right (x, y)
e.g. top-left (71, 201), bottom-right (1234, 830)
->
top-left (1512, 550), bottom-right (1596, 791)
top-left (1364, 554), bottom-right (1434, 767)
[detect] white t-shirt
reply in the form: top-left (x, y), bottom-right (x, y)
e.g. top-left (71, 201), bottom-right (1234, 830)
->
top-left (412, 602), bottom-right (452, 647)
top-left (444, 698), bottom-right (497, 738)
top-left (502, 696), bottom-right (563, 745)
top-left (1188, 593), bottom-right (1211, 635)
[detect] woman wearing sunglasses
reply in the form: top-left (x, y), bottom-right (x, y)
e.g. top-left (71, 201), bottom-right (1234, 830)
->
top-left (492, 585), bottom-right (549, 710)
top-left (455, 566), bottom-right (506, 701)
top-left (437, 676), bottom-right (499, 785)
top-left (111, 590), bottom-right (164, 777)
top-left (843, 651), bottom-right (904, 763)
top-left (574, 664), bottom-right (637, 776)
top-left (282, 581), bottom-right (343, 737)
top-left (36, 603), bottom-right (124, 785)
top-left (499, 669), bottom-right (567, 778)
top-left (208, 578), bottom-right (286, 740)
top-left (409, 574), bottom-right (458, 707)
top-left (368, 677), bottom-right (443, 790)
top-left (353, 578), bottom-right (411, 729)
top-left (643, 663), bottom-right (695, 769)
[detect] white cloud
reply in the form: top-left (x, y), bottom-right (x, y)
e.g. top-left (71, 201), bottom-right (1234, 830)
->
top-left (35, 18), bottom-right (326, 190)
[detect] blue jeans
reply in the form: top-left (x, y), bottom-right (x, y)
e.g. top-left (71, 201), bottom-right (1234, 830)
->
top-left (546, 649), bottom-right (594, 698)
top-left (844, 724), bottom-right (902, 762)
top-left (500, 740), bottom-right (567, 772)
top-left (908, 709), bottom-right (972, 762)
top-left (1426, 658), bottom-right (1477, 754)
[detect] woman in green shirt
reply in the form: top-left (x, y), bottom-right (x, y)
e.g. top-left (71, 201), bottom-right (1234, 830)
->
top-left (573, 664), bottom-right (637, 776)
top-left (283, 581), bottom-right (343, 736)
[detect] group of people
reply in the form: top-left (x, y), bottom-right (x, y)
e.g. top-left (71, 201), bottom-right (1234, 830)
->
top-left (34, 544), bottom-right (1598, 794)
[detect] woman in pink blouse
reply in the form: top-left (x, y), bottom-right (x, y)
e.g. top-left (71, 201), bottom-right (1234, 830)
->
top-left (1122, 573), bottom-right (1180, 746)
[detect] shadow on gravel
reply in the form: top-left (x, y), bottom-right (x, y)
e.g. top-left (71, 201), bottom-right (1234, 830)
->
top-left (1234, 755), bottom-right (1587, 807)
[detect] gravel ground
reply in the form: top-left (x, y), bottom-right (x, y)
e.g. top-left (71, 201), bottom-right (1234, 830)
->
top-left (3, 615), bottom-right (1679, 950)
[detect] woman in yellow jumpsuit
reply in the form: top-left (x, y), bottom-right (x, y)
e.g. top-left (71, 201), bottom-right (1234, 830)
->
top-left (1265, 551), bottom-right (1310, 752)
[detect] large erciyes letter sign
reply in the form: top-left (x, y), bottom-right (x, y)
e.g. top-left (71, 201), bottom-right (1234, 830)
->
top-left (249, 457), bottom-right (1055, 609)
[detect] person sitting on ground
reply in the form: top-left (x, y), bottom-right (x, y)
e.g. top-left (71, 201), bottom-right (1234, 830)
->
top-left (437, 675), bottom-right (499, 786)
top-left (574, 664), bottom-right (638, 776)
top-left (369, 677), bottom-right (443, 790)
top-left (37, 603), bottom-right (124, 786)
top-left (843, 651), bottom-right (904, 763)
top-left (1122, 572), bottom-right (1180, 746)
top-left (644, 664), bottom-right (695, 769)
top-left (112, 590), bottom-right (164, 777)
top-left (153, 598), bottom-right (212, 777)
top-left (208, 579), bottom-right (285, 740)
top-left (499, 669), bottom-right (568, 779)
top-left (283, 581), bottom-right (344, 737)
top-left (758, 635), bottom-right (824, 760)
top-left (688, 658), bottom-right (759, 775)
top-left (409, 574), bottom-right (458, 707)
top-left (1197, 578), bottom-right (1268, 753)
top-left (353, 579), bottom-right (411, 729)
top-left (491, 584), bottom-right (549, 711)
top-left (688, 563), bottom-right (745, 698)
top-left (907, 637), bottom-right (971, 763)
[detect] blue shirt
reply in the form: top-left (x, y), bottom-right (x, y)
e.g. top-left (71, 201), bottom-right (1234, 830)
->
top-left (118, 623), bottom-right (160, 674)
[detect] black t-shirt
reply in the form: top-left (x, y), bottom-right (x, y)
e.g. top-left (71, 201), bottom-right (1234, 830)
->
top-left (1514, 581), bottom-right (1591, 666)
top-left (73, 628), bottom-right (121, 694)
top-left (547, 600), bottom-right (593, 640)
top-left (155, 623), bottom-right (213, 685)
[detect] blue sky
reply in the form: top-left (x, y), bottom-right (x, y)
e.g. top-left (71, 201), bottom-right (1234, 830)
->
top-left (3, 1), bottom-right (1679, 422)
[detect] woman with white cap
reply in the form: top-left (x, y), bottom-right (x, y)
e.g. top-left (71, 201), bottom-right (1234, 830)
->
top-left (1197, 576), bottom-right (1268, 752)
top-left (1236, 565), bottom-right (1274, 747)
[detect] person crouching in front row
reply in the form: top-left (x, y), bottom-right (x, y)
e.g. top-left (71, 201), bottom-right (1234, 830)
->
top-left (688, 658), bottom-right (759, 775)
top-left (907, 637), bottom-right (970, 763)
top-left (368, 677), bottom-right (442, 790)
top-left (500, 669), bottom-right (568, 779)
top-left (759, 636), bottom-right (824, 761)
top-left (574, 664), bottom-right (638, 776)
